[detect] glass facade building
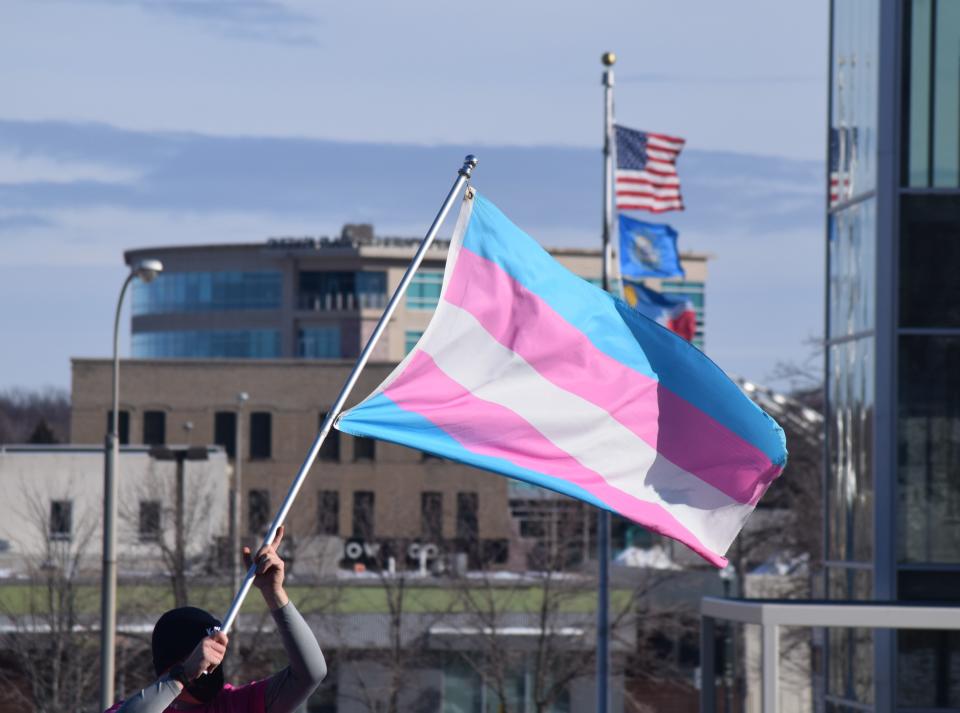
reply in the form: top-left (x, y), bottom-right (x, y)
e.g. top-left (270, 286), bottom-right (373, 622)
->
top-left (132, 271), bottom-right (282, 315)
top-left (825, 0), bottom-right (960, 709)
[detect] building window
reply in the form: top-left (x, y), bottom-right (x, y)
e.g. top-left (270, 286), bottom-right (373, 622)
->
top-left (456, 492), bottom-right (479, 541)
top-left (131, 271), bottom-right (282, 316)
top-left (142, 410), bottom-right (166, 446)
top-left (298, 327), bottom-right (341, 358)
top-left (248, 489), bottom-right (270, 535)
top-left (139, 500), bottom-right (162, 542)
top-left (249, 412), bottom-right (272, 460)
top-left (131, 329), bottom-right (282, 359)
top-left (421, 492), bottom-right (443, 542)
top-left (404, 330), bottom-right (423, 355)
top-left (298, 271), bottom-right (387, 311)
top-left (407, 270), bottom-right (444, 310)
top-left (49, 500), bottom-right (72, 542)
top-left (317, 491), bottom-right (339, 536)
top-left (107, 410), bottom-right (130, 445)
top-left (214, 411), bottom-right (237, 459)
top-left (352, 491), bottom-right (375, 540)
top-left (904, 0), bottom-right (960, 188)
top-left (318, 412), bottom-right (340, 462)
top-left (353, 436), bottom-right (375, 462)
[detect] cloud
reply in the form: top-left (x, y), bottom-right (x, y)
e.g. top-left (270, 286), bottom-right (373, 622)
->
top-left (619, 73), bottom-right (822, 85)
top-left (0, 118), bottom-right (825, 391)
top-left (0, 151), bottom-right (143, 184)
top-left (0, 213), bottom-right (55, 232)
top-left (71, 0), bottom-right (321, 45)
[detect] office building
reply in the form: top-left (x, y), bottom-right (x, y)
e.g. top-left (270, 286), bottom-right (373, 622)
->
top-left (824, 1), bottom-right (960, 709)
top-left (124, 228), bottom-right (708, 361)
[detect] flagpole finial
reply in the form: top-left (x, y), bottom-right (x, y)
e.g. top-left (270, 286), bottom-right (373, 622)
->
top-left (459, 155), bottom-right (479, 178)
top-left (602, 52), bottom-right (616, 67)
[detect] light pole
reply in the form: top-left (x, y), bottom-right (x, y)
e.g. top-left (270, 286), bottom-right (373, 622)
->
top-left (231, 392), bottom-right (249, 597)
top-left (100, 258), bottom-right (163, 711)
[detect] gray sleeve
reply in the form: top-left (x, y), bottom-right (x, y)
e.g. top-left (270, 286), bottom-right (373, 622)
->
top-left (114, 677), bottom-right (182, 713)
top-left (263, 600), bottom-right (328, 713)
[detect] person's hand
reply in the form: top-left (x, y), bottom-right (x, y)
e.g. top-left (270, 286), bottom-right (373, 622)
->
top-left (182, 631), bottom-right (228, 681)
top-left (243, 526), bottom-right (288, 610)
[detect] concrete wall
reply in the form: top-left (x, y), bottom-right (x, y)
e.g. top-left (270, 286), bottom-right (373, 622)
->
top-left (0, 446), bottom-right (228, 576)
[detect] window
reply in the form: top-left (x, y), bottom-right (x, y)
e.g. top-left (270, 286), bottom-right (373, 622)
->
top-left (139, 500), bottom-right (162, 542)
top-left (298, 271), bottom-right (387, 310)
top-left (404, 331), bottom-right (423, 355)
top-left (317, 491), bottom-right (339, 536)
top-left (456, 492), bottom-right (479, 541)
top-left (904, 0), bottom-right (960, 187)
top-left (50, 500), bottom-right (72, 542)
top-left (249, 412), bottom-right (272, 460)
top-left (132, 329), bottom-right (281, 359)
top-left (248, 489), bottom-right (270, 535)
top-left (352, 491), bottom-right (375, 539)
top-left (407, 270), bottom-right (443, 310)
top-left (131, 271), bottom-right (282, 315)
top-left (142, 411), bottom-right (166, 446)
top-left (899, 195), bottom-right (960, 328)
top-left (299, 327), bottom-right (341, 358)
top-left (421, 492), bottom-right (443, 542)
top-left (214, 411), bottom-right (237, 458)
top-left (318, 412), bottom-right (340, 462)
top-left (107, 410), bottom-right (130, 445)
top-left (353, 436), bottom-right (375, 461)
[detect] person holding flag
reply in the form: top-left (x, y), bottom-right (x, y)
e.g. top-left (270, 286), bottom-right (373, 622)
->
top-left (105, 527), bottom-right (327, 713)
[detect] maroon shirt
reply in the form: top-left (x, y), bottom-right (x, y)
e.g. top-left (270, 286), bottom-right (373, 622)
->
top-left (105, 680), bottom-right (267, 713)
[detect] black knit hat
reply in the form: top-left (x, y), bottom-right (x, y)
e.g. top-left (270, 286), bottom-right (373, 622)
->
top-left (151, 607), bottom-right (221, 676)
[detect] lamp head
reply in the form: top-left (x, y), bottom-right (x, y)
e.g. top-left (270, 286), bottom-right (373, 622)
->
top-left (237, 392), bottom-right (249, 405)
top-left (601, 52), bottom-right (616, 67)
top-left (133, 259), bottom-right (164, 284)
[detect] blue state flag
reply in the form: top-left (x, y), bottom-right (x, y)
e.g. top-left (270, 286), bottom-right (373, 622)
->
top-left (618, 214), bottom-right (685, 279)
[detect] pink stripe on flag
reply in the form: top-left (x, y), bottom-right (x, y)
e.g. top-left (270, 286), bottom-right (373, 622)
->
top-left (384, 351), bottom-right (728, 567)
top-left (444, 247), bottom-right (781, 506)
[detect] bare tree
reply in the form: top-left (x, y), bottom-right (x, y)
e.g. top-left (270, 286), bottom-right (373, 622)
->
top-left (445, 511), bottom-right (686, 713)
top-left (334, 545), bottom-right (445, 713)
top-left (0, 485), bottom-right (100, 712)
top-left (0, 387), bottom-right (70, 445)
top-left (118, 452), bottom-right (221, 608)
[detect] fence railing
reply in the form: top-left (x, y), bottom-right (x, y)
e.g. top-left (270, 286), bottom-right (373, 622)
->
top-left (699, 596), bottom-right (960, 713)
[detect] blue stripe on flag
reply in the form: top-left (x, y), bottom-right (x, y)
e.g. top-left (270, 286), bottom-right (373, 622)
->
top-left (336, 392), bottom-right (612, 511)
top-left (463, 193), bottom-right (785, 466)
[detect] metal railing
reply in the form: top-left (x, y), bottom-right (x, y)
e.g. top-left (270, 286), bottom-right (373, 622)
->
top-left (298, 291), bottom-right (387, 311)
top-left (699, 596), bottom-right (960, 713)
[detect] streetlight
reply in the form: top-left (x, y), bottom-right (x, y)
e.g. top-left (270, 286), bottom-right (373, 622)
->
top-left (100, 258), bottom-right (163, 711)
top-left (231, 392), bottom-right (249, 597)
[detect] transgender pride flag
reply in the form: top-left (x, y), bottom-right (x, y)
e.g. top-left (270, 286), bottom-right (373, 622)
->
top-left (336, 191), bottom-right (787, 567)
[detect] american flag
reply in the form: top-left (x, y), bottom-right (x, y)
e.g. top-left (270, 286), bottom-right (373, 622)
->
top-left (829, 126), bottom-right (856, 207)
top-left (615, 124), bottom-right (685, 213)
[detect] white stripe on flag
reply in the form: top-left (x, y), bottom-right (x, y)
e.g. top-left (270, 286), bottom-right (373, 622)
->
top-left (616, 169), bottom-right (680, 186)
top-left (418, 304), bottom-right (751, 555)
top-left (647, 136), bottom-right (685, 152)
top-left (617, 197), bottom-right (684, 211)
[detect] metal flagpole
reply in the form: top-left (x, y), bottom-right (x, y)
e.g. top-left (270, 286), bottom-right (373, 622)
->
top-left (597, 50), bottom-right (616, 713)
top-left (219, 154), bottom-right (478, 635)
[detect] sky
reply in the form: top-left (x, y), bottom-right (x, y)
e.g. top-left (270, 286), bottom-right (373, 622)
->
top-left (0, 0), bottom-right (829, 393)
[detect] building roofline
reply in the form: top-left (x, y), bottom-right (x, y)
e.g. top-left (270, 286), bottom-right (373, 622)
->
top-left (124, 241), bottom-right (710, 263)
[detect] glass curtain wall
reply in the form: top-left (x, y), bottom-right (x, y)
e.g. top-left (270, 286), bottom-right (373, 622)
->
top-left (895, 2), bottom-right (960, 707)
top-left (825, 0), bottom-right (879, 709)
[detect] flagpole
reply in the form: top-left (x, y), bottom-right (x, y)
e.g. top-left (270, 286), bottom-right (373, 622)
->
top-left (597, 50), bottom-right (616, 713)
top-left (218, 154), bottom-right (478, 635)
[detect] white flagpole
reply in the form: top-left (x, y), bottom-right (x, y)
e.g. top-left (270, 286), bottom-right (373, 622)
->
top-left (597, 50), bottom-right (616, 713)
top-left (219, 155), bottom-right (478, 635)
